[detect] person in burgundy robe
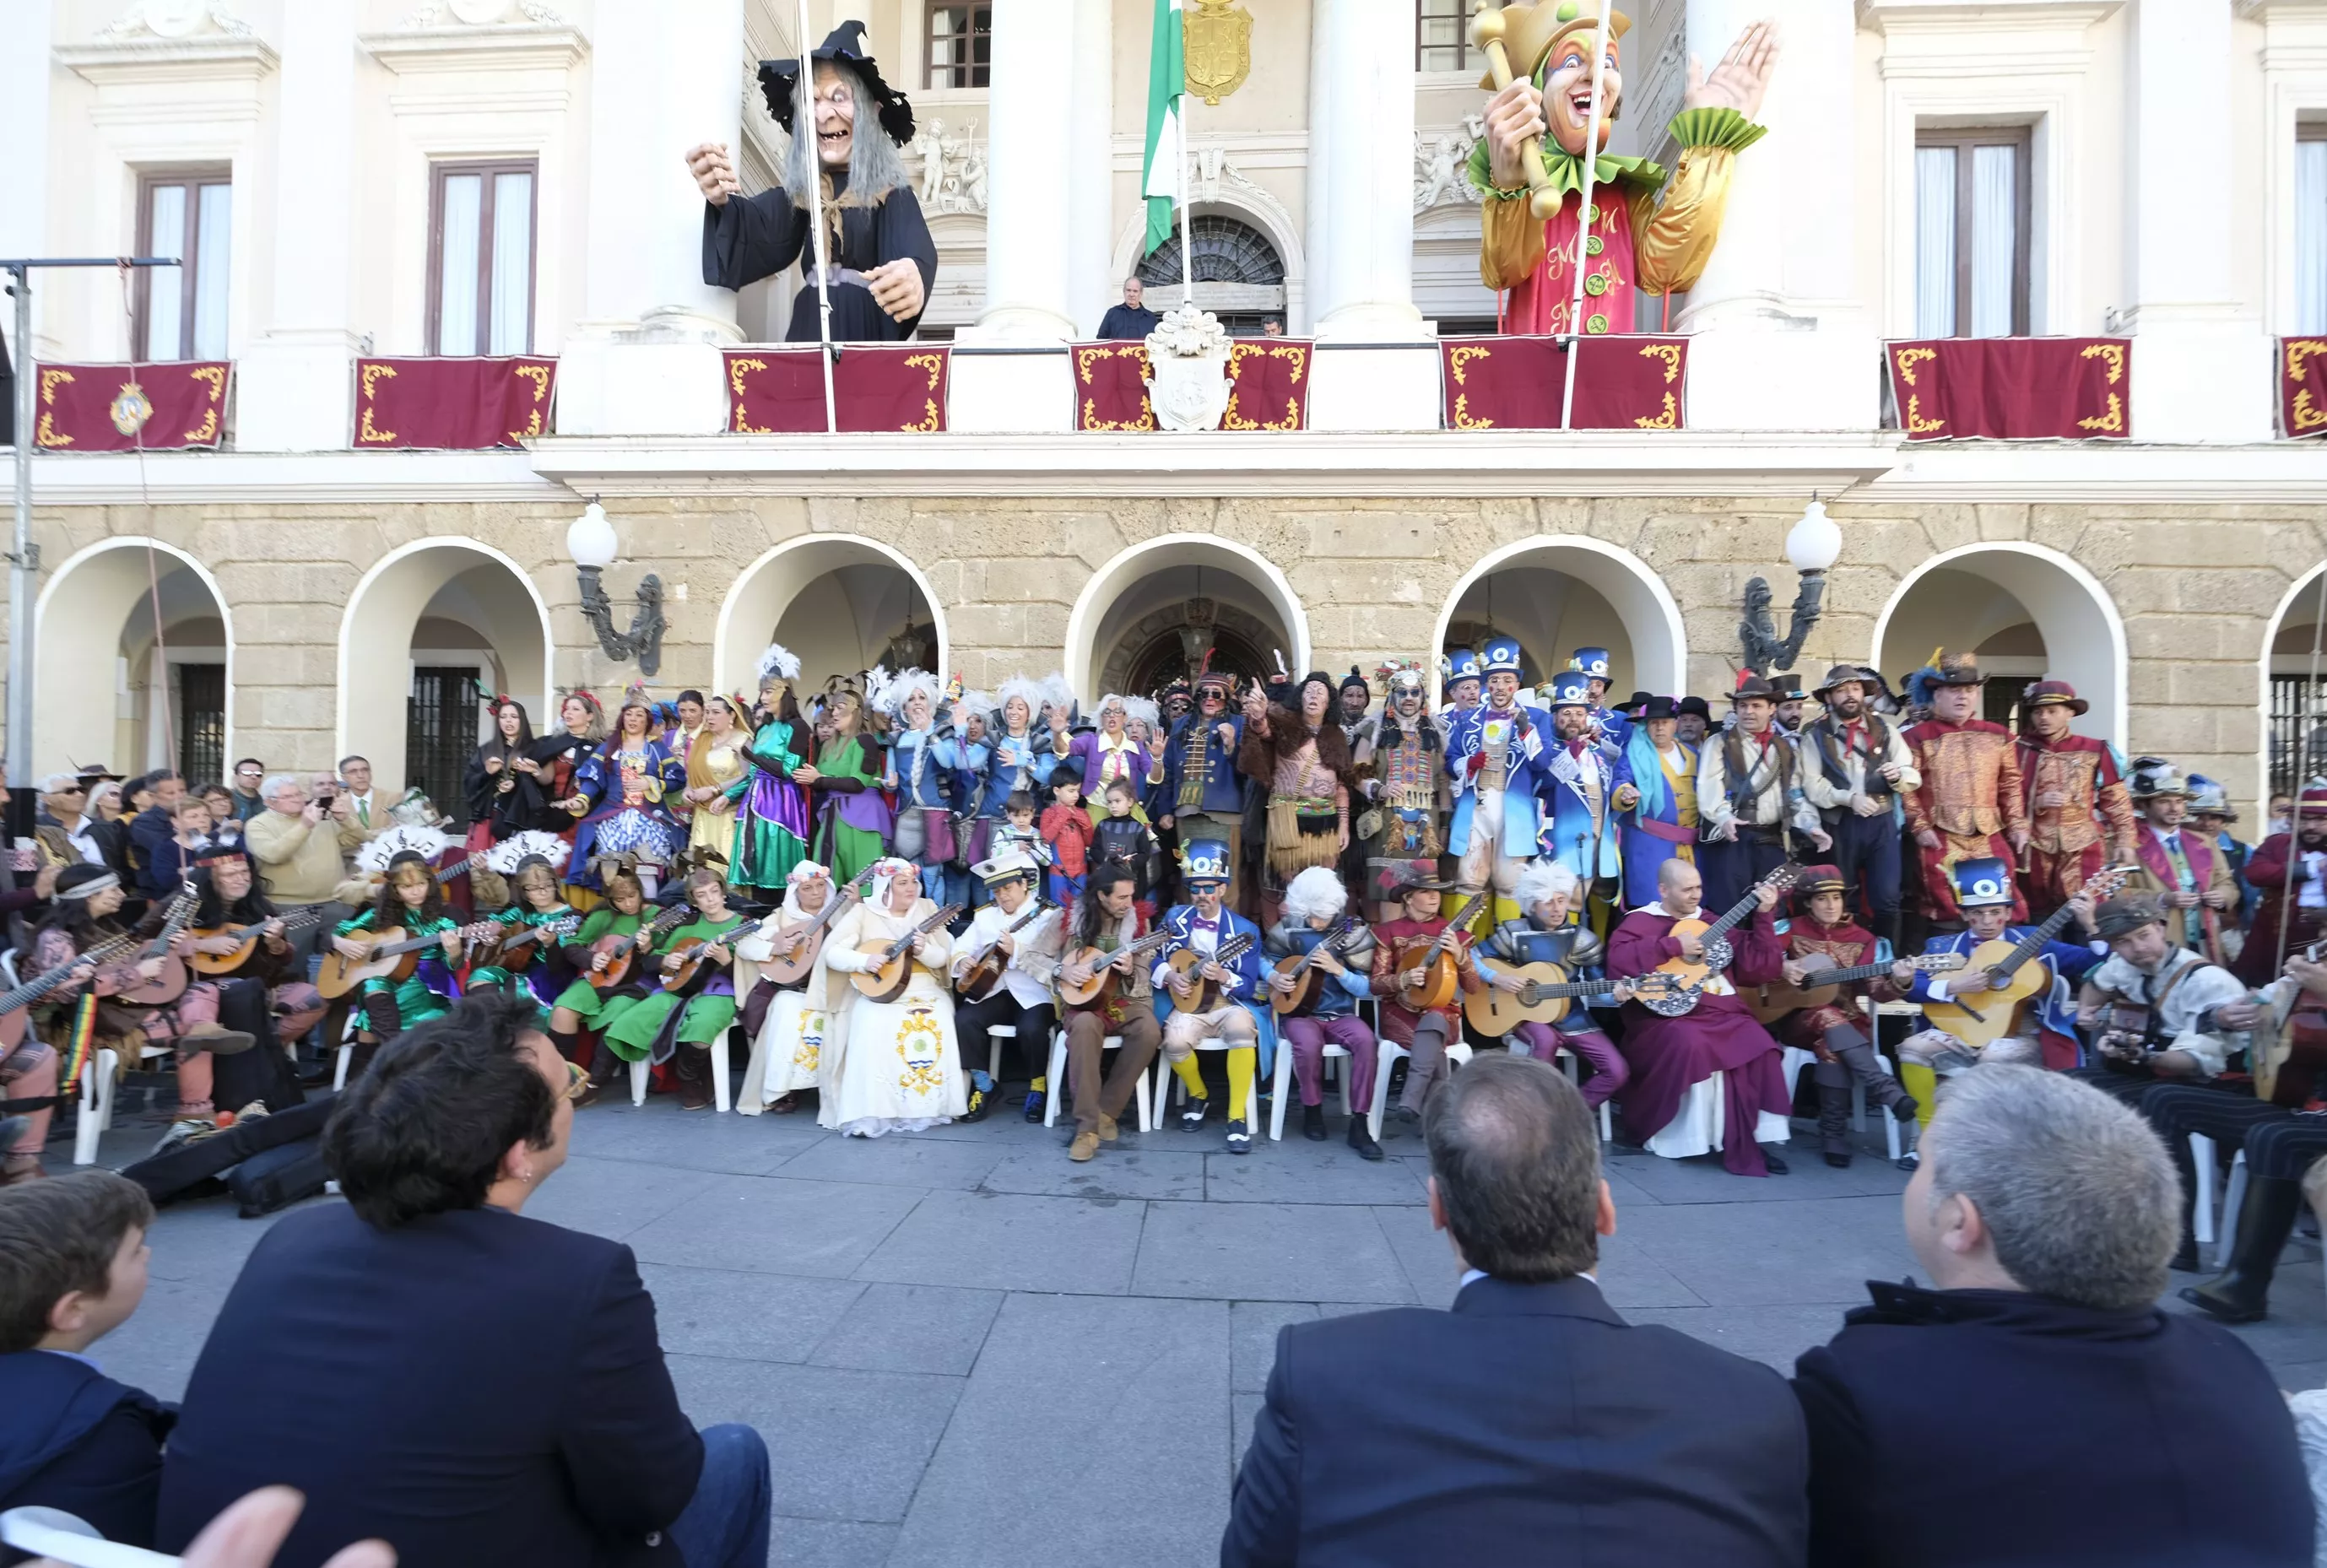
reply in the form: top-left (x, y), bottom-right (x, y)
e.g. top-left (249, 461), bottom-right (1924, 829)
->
top-left (1605, 857), bottom-right (1793, 1176)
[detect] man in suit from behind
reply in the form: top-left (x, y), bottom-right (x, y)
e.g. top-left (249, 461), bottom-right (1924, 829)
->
top-left (156, 992), bottom-right (771, 1568)
top-left (1221, 1052), bottom-right (1809, 1568)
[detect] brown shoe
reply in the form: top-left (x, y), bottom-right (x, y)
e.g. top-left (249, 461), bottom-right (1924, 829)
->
top-left (679, 1081), bottom-right (712, 1111)
top-left (180, 1025), bottom-right (257, 1056)
top-left (1096, 1112), bottom-right (1120, 1143)
top-left (1069, 1130), bottom-right (1100, 1162)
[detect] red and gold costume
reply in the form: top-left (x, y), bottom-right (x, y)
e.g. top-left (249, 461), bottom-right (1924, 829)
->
top-left (1902, 719), bottom-right (2029, 923)
top-left (2015, 732), bottom-right (2136, 918)
top-left (1367, 915), bottom-right (1480, 1047)
top-left (1769, 916), bottom-right (1891, 1057)
top-left (1767, 899), bottom-right (1918, 1165)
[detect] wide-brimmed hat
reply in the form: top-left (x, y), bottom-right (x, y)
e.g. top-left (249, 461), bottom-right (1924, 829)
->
top-left (1730, 674), bottom-right (1780, 704)
top-left (757, 21), bottom-right (915, 147)
top-left (2094, 891), bottom-right (2169, 942)
top-left (1634, 695), bottom-right (1681, 722)
top-left (2020, 679), bottom-right (2088, 716)
top-left (1393, 868), bottom-right (1463, 898)
top-left (1810, 663), bottom-right (1871, 700)
top-left (1676, 695), bottom-right (1711, 720)
top-left (2128, 756), bottom-right (2188, 802)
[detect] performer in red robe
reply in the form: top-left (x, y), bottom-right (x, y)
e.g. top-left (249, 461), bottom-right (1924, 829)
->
top-left (1606, 857), bottom-right (1792, 1176)
top-left (2012, 679), bottom-right (2136, 920)
top-left (1901, 652), bottom-right (2029, 924)
top-left (2239, 786), bottom-right (2327, 984)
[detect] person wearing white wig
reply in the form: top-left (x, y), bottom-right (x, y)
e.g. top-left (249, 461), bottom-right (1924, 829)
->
top-left (818, 857), bottom-right (964, 1135)
top-left (978, 675), bottom-right (1059, 893)
top-left (734, 861), bottom-right (852, 1115)
top-left (1057, 693), bottom-right (1159, 819)
top-left (880, 668), bottom-right (966, 909)
top-left (1473, 859), bottom-right (1633, 1110)
top-left (1263, 865), bottom-right (1383, 1158)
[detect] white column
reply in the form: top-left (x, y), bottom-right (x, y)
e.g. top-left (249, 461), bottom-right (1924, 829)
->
top-left (972, 0), bottom-right (1077, 340)
top-left (560, 0), bottom-right (743, 435)
top-left (2124, 0), bottom-right (2270, 442)
top-left (0, 0), bottom-right (56, 364)
top-left (1671, 0), bottom-right (1874, 431)
top-left (234, 0), bottom-right (360, 451)
top-left (1063, 0), bottom-right (1115, 340)
top-left (1305, 0), bottom-right (1422, 339)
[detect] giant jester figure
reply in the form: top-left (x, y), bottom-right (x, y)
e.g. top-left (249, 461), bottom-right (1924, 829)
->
top-left (1469, 2), bottom-right (1778, 335)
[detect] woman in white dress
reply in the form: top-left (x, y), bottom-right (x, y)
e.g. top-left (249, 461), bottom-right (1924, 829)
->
top-left (819, 857), bottom-right (966, 1137)
top-left (733, 860), bottom-right (852, 1115)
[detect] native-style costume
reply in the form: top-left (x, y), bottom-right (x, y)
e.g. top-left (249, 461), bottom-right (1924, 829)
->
top-left (1901, 655), bottom-right (2028, 924)
top-left (1352, 670), bottom-right (1443, 913)
top-left (819, 869), bottom-right (966, 1136)
top-left (1238, 695), bottom-right (1356, 903)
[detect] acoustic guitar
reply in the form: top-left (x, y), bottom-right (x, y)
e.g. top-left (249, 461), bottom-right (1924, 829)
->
top-left (1393, 889), bottom-right (1488, 1012)
top-left (317, 918), bottom-right (501, 1000)
top-left (93, 886), bottom-right (202, 1006)
top-left (0, 931), bottom-right (145, 1050)
top-left (658, 921), bottom-right (750, 994)
top-left (585, 902), bottom-right (693, 992)
top-left (1920, 863), bottom-right (2134, 1049)
top-left (186, 906), bottom-right (334, 976)
top-left (1642, 865), bottom-right (1805, 1018)
top-left (955, 895), bottom-right (1055, 1003)
top-left (1464, 965), bottom-right (1691, 1034)
top-left (471, 913), bottom-right (582, 976)
top-left (1166, 933), bottom-right (1257, 1014)
top-left (1055, 927), bottom-right (1177, 1009)
top-left (1742, 952), bottom-right (1964, 1027)
top-left (2253, 937), bottom-right (2327, 1106)
top-left (1269, 916), bottom-right (1363, 1018)
top-left (756, 871), bottom-right (873, 987)
top-left (849, 903), bottom-right (966, 1003)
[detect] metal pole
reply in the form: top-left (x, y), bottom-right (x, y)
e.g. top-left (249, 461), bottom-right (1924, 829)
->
top-left (9, 266), bottom-right (34, 794)
top-left (1557, 7), bottom-right (1615, 432)
top-left (794, 0), bottom-right (838, 435)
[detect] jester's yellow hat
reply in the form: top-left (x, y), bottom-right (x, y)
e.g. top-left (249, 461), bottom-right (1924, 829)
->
top-left (1477, 0), bottom-right (1633, 92)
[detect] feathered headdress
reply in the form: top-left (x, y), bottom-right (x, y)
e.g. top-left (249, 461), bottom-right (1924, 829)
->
top-left (859, 663), bottom-right (898, 716)
top-left (484, 830), bottom-right (572, 877)
top-left (757, 643), bottom-right (802, 685)
top-left (355, 824), bottom-right (457, 877)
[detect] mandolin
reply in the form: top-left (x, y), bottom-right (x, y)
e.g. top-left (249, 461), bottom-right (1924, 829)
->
top-left (2253, 937), bottom-right (2327, 1106)
top-left (0, 931), bottom-right (146, 1050)
top-left (93, 886), bottom-right (202, 1006)
top-left (658, 921), bottom-right (750, 994)
top-left (1642, 865), bottom-right (1805, 1018)
top-left (1269, 916), bottom-right (1363, 1017)
top-left (471, 913), bottom-right (582, 975)
top-left (850, 902), bottom-right (966, 1003)
top-left (1464, 965), bottom-right (1692, 1033)
top-left (586, 902), bottom-right (693, 992)
top-left (1921, 863), bottom-right (2134, 1049)
top-left (955, 895), bottom-right (1055, 1003)
top-left (1166, 932), bottom-right (1258, 1014)
top-left (186, 906), bottom-right (334, 976)
top-left (317, 918), bottom-right (501, 1000)
top-left (1742, 952), bottom-right (1965, 1026)
top-left (1393, 889), bottom-right (1487, 1012)
top-left (1056, 927), bottom-right (1177, 1009)
top-left (756, 870), bottom-right (873, 987)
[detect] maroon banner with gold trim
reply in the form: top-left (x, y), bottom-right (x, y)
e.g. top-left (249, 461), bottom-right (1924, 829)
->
top-left (1438, 335), bottom-right (1687, 431)
top-left (723, 345), bottom-right (949, 434)
top-left (2280, 338), bottom-right (2327, 440)
top-left (1071, 339), bottom-right (1313, 432)
top-left (1886, 338), bottom-right (2129, 441)
top-left (31, 361), bottom-right (230, 451)
top-left (352, 356), bottom-right (557, 449)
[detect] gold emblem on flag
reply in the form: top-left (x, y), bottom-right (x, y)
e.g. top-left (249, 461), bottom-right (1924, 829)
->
top-left (1183, 0), bottom-right (1252, 105)
top-left (108, 381), bottom-right (154, 437)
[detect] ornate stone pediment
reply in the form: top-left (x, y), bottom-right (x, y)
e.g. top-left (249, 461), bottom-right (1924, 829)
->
top-left (60, 0), bottom-right (277, 81)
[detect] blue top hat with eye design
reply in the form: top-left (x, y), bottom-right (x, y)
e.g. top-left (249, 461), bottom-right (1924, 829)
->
top-left (1568, 646), bottom-right (1611, 681)
top-left (1442, 647), bottom-right (1482, 693)
top-left (1481, 636), bottom-right (1525, 676)
top-left (1952, 857), bottom-right (2014, 910)
top-left (1546, 671), bottom-right (1593, 711)
top-left (1179, 837), bottom-right (1232, 885)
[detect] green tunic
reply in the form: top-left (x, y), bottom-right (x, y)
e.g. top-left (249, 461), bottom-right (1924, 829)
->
top-left (335, 906), bottom-right (458, 1030)
top-left (601, 913), bottom-right (749, 1062)
top-left (468, 904), bottom-right (576, 1017)
top-left (815, 734), bottom-right (885, 884)
top-left (728, 718), bottom-right (809, 893)
top-left (549, 907), bottom-right (650, 1033)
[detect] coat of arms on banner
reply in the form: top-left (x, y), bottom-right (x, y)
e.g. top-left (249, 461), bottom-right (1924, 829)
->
top-left (1183, 0), bottom-right (1251, 105)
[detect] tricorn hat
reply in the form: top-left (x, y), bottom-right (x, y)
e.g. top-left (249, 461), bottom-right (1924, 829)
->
top-left (758, 21), bottom-right (915, 148)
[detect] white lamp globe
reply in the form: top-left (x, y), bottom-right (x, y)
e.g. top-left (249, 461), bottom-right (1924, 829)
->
top-left (1785, 499), bottom-right (1843, 573)
top-left (566, 500), bottom-right (619, 570)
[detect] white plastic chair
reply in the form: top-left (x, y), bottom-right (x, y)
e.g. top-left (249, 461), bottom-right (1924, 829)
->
top-left (629, 1056), bottom-right (650, 1106)
top-left (2190, 1133), bottom-right (2249, 1266)
top-left (1042, 1026), bottom-right (1154, 1133)
top-left (1266, 1025), bottom-right (1356, 1141)
top-left (73, 1039), bottom-right (170, 1165)
top-left (985, 1023), bottom-right (1014, 1084)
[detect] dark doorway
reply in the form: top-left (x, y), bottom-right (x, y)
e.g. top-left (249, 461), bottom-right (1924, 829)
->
top-left (408, 666), bottom-right (480, 826)
top-left (176, 663), bottom-right (226, 785)
top-left (1123, 627), bottom-right (1270, 700)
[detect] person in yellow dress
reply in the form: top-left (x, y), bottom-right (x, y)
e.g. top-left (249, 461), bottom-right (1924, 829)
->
top-left (679, 695), bottom-right (750, 875)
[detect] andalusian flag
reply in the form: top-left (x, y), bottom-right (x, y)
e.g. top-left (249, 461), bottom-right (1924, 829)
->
top-left (1141, 0), bottom-right (1185, 257)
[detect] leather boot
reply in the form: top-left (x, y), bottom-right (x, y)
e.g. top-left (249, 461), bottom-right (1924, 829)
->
top-left (2183, 1174), bottom-right (2305, 1324)
top-left (1815, 1061), bottom-right (1853, 1167)
top-left (2165, 1132), bottom-right (2203, 1273)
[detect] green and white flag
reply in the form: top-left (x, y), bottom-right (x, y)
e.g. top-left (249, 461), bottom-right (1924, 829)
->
top-left (1141, 0), bottom-right (1185, 257)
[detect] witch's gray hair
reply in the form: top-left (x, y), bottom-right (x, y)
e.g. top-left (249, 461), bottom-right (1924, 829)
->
top-left (783, 59), bottom-right (906, 210)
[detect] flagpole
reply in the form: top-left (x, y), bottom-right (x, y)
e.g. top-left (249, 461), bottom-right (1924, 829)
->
top-left (1178, 99), bottom-right (1193, 309)
top-left (1558, 8), bottom-right (1615, 433)
top-left (795, 0), bottom-right (838, 435)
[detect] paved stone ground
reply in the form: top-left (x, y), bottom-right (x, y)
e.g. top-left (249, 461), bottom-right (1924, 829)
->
top-left (58, 1086), bottom-right (2327, 1568)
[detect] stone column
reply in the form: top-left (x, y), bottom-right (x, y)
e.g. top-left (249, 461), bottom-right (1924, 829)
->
top-left (234, 0), bottom-right (361, 451)
top-left (972, 0), bottom-right (1077, 339)
top-left (0, 0), bottom-right (54, 361)
top-left (559, 0), bottom-right (744, 435)
top-left (1673, 0), bottom-right (1875, 430)
top-left (2124, 0), bottom-right (2270, 441)
top-left (1305, 0), bottom-right (1423, 339)
top-left (1064, 0), bottom-right (1116, 341)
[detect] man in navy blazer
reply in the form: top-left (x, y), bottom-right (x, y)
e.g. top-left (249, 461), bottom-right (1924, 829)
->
top-left (156, 994), bottom-right (769, 1568)
top-left (1222, 1053), bottom-right (1808, 1568)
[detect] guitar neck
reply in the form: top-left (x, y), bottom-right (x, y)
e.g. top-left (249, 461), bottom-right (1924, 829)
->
top-left (1425, 898), bottom-right (1482, 963)
top-left (1796, 960), bottom-right (1900, 987)
top-left (1998, 871), bottom-right (2120, 978)
top-left (0, 933), bottom-right (139, 1013)
top-left (1286, 920), bottom-right (1356, 979)
top-left (1700, 886), bottom-right (1767, 944)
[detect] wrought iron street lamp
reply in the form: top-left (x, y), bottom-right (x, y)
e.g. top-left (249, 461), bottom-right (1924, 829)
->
top-left (1740, 497), bottom-right (1843, 677)
top-left (564, 498), bottom-right (665, 676)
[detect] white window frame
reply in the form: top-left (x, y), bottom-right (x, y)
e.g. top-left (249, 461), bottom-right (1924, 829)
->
top-left (2262, 6), bottom-right (2327, 335)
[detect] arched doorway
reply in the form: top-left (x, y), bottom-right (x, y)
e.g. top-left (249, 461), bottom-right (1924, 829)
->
top-left (35, 538), bottom-right (233, 781)
top-left (338, 540), bottom-right (552, 825)
top-left (2262, 567), bottom-right (2327, 805)
top-left (1067, 536), bottom-right (1308, 702)
top-left (1431, 538), bottom-right (1686, 703)
top-left (714, 535), bottom-right (948, 701)
top-left (1873, 543), bottom-right (2126, 749)
top-left (1139, 214), bottom-right (1285, 333)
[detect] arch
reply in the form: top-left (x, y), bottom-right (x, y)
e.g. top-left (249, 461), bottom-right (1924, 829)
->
top-left (34, 538), bottom-right (235, 781)
top-left (1110, 186), bottom-right (1309, 327)
top-left (2259, 564), bottom-right (2327, 810)
top-left (1065, 534), bottom-right (1310, 703)
top-left (713, 533), bottom-right (950, 700)
top-left (1429, 537), bottom-right (1687, 705)
top-left (337, 538), bottom-right (555, 806)
top-left (1871, 542), bottom-right (2128, 751)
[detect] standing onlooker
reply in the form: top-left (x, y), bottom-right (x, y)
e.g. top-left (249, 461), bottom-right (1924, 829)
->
top-left (1792, 1066), bottom-right (2311, 1567)
top-left (226, 758), bottom-right (268, 822)
top-left (335, 756), bottom-right (383, 834)
top-left (35, 771), bottom-right (107, 866)
top-left (243, 775), bottom-right (365, 956)
top-left (125, 770), bottom-right (186, 894)
top-left (156, 994), bottom-right (771, 1568)
top-left (1224, 1054), bottom-right (1808, 1568)
top-left (1096, 276), bottom-right (1161, 340)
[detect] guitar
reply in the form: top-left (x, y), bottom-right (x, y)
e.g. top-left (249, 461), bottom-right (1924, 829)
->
top-left (955, 895), bottom-right (1055, 1003)
top-left (585, 902), bottom-right (693, 992)
top-left (93, 886), bottom-right (202, 1006)
top-left (756, 870), bottom-right (874, 987)
top-left (1393, 889), bottom-right (1487, 1012)
top-left (0, 931), bottom-right (146, 1050)
top-left (1742, 951), bottom-right (1966, 1027)
top-left (317, 918), bottom-right (501, 1000)
top-left (1166, 932), bottom-right (1258, 1014)
top-left (433, 851), bottom-right (489, 886)
top-left (1464, 965), bottom-right (1692, 1033)
top-left (1643, 865), bottom-right (1805, 1018)
top-left (186, 906), bottom-right (335, 976)
top-left (659, 921), bottom-right (749, 994)
top-left (1268, 916), bottom-right (1363, 1018)
top-left (849, 902), bottom-right (966, 1003)
top-left (1921, 863), bottom-right (2135, 1049)
top-left (1056, 927), bottom-right (1177, 1009)
top-left (2249, 937), bottom-right (2327, 1106)
top-left (471, 913), bottom-right (582, 975)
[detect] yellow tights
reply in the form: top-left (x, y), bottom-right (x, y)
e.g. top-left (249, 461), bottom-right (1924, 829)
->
top-left (1170, 1047), bottom-right (1258, 1121)
top-left (1899, 1061), bottom-right (1940, 1127)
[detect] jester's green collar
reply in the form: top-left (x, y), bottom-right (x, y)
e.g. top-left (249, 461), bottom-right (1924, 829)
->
top-left (1464, 104), bottom-right (1765, 203)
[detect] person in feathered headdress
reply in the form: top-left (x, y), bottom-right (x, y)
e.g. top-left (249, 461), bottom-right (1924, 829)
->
top-left (804, 671), bottom-right (891, 884)
top-left (2012, 678), bottom-right (2136, 922)
top-left (729, 643), bottom-right (814, 897)
top-left (469, 833), bottom-right (578, 1017)
top-left (1898, 652), bottom-right (2031, 925)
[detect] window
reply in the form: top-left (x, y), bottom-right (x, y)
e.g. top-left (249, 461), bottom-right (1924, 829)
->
top-left (2271, 674), bottom-right (2327, 802)
top-left (408, 666), bottom-right (483, 826)
top-left (427, 160), bottom-right (537, 357)
top-left (2299, 127), bottom-right (2327, 336)
top-left (1416, 0), bottom-right (1482, 73)
top-left (1138, 216), bottom-right (1285, 289)
top-left (135, 170), bottom-right (231, 362)
top-left (1914, 127), bottom-right (2031, 338)
top-left (925, 4), bottom-right (991, 89)
top-left (176, 663), bottom-right (226, 787)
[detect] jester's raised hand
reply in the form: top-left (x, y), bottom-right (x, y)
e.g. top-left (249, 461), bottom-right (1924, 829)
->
top-left (1684, 18), bottom-right (1780, 122)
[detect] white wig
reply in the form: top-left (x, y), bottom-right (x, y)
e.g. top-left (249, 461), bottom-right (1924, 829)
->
top-left (757, 642), bottom-right (802, 684)
top-left (1123, 695), bottom-right (1161, 734)
top-left (997, 674), bottom-right (1045, 722)
top-left (1514, 859), bottom-right (1578, 911)
top-left (1038, 672), bottom-right (1076, 716)
top-left (1282, 865), bottom-right (1350, 923)
top-left (878, 667), bottom-right (943, 719)
top-left (1096, 692), bottom-right (1130, 717)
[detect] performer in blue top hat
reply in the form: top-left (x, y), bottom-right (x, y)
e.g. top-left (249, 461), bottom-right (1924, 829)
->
top-left (1535, 671), bottom-right (1621, 888)
top-left (1151, 835), bottom-right (1272, 1154)
top-left (1444, 637), bottom-right (1552, 927)
top-left (1441, 646), bottom-right (1485, 716)
top-left (1569, 646), bottom-right (1629, 749)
